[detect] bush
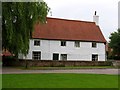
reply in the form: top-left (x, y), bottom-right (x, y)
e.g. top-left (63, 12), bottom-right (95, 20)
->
top-left (2, 56), bottom-right (16, 66)
top-left (107, 55), bottom-right (120, 60)
top-left (113, 56), bottom-right (120, 60)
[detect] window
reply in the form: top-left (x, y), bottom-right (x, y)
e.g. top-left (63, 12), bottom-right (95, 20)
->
top-left (75, 41), bottom-right (80, 47)
top-left (92, 42), bottom-right (97, 48)
top-left (53, 53), bottom-right (59, 60)
top-left (92, 54), bottom-right (98, 61)
top-left (34, 40), bottom-right (40, 46)
top-left (61, 54), bottom-right (67, 60)
top-left (61, 41), bottom-right (66, 46)
top-left (32, 51), bottom-right (41, 60)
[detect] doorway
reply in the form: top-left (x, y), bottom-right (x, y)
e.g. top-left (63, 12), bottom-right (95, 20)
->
top-left (53, 53), bottom-right (59, 60)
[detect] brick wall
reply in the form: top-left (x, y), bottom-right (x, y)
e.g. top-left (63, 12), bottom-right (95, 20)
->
top-left (3, 59), bottom-right (113, 67)
top-left (112, 60), bottom-right (120, 67)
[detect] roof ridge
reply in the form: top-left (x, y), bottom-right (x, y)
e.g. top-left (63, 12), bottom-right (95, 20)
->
top-left (47, 17), bottom-right (95, 24)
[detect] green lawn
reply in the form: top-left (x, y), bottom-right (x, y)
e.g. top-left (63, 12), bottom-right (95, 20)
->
top-left (2, 73), bottom-right (118, 88)
top-left (0, 74), bottom-right (2, 90)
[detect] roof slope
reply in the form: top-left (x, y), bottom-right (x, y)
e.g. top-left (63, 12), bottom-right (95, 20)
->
top-left (33, 17), bottom-right (106, 43)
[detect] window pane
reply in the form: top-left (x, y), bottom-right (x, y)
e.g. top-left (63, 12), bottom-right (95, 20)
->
top-left (75, 41), bottom-right (80, 47)
top-left (61, 41), bottom-right (66, 46)
top-left (92, 42), bottom-right (97, 48)
top-left (92, 54), bottom-right (98, 61)
top-left (34, 40), bottom-right (40, 46)
top-left (61, 54), bottom-right (67, 60)
top-left (32, 51), bottom-right (41, 60)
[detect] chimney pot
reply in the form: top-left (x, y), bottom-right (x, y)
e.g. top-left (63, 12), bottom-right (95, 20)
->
top-left (95, 11), bottom-right (97, 15)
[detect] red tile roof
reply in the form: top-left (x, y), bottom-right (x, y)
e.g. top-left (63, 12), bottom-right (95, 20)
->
top-left (33, 17), bottom-right (106, 43)
top-left (2, 50), bottom-right (13, 56)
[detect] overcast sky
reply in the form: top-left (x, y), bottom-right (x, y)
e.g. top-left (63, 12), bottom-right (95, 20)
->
top-left (44, 0), bottom-right (119, 42)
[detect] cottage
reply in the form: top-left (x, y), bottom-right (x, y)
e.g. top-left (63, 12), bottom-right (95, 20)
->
top-left (19, 13), bottom-right (106, 61)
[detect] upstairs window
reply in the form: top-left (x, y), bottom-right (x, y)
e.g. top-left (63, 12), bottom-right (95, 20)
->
top-left (92, 42), bottom-right (97, 48)
top-left (34, 40), bottom-right (40, 46)
top-left (61, 41), bottom-right (66, 46)
top-left (75, 41), bottom-right (80, 47)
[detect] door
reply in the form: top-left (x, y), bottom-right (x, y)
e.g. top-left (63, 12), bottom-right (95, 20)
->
top-left (53, 53), bottom-right (59, 60)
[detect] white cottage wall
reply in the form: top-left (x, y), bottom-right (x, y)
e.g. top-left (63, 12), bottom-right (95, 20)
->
top-left (20, 39), bottom-right (106, 61)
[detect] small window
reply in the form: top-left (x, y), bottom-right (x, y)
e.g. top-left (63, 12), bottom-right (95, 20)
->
top-left (61, 41), bottom-right (66, 46)
top-left (32, 51), bottom-right (41, 60)
top-left (61, 54), bottom-right (67, 61)
top-left (92, 42), bottom-right (97, 48)
top-left (92, 54), bottom-right (98, 61)
top-left (75, 41), bottom-right (80, 47)
top-left (34, 40), bottom-right (40, 46)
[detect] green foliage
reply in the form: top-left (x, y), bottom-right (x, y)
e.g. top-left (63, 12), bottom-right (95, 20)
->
top-left (109, 29), bottom-right (120, 58)
top-left (2, 2), bottom-right (50, 57)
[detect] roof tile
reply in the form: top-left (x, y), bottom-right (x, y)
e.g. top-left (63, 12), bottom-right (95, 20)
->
top-left (32, 17), bottom-right (106, 43)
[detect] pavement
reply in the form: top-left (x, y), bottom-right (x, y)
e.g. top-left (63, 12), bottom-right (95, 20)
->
top-left (1, 67), bottom-right (120, 75)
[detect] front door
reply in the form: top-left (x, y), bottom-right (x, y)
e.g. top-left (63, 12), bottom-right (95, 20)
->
top-left (53, 53), bottom-right (59, 60)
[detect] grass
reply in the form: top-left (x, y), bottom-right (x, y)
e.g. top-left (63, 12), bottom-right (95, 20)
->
top-left (0, 74), bottom-right (2, 90)
top-left (2, 73), bottom-right (118, 88)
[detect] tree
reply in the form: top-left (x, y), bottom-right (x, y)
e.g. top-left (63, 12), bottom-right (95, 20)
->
top-left (109, 29), bottom-right (120, 59)
top-left (2, 1), bottom-right (50, 57)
